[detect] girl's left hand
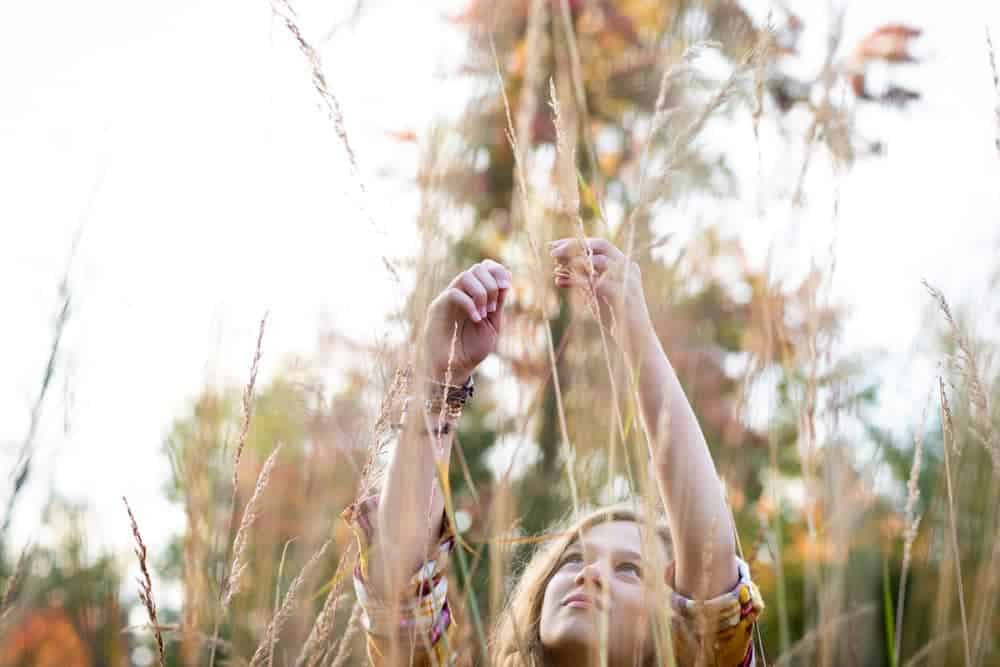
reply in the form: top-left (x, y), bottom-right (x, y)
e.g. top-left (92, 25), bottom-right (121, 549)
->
top-left (549, 237), bottom-right (652, 337)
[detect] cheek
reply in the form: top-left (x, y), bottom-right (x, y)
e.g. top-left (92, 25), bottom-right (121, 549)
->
top-left (539, 572), bottom-right (570, 637)
top-left (615, 580), bottom-right (653, 625)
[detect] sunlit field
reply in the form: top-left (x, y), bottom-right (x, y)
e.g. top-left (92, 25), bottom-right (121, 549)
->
top-left (3, 1), bottom-right (1000, 666)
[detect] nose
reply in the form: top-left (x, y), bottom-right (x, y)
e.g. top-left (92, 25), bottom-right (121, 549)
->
top-left (574, 560), bottom-right (605, 590)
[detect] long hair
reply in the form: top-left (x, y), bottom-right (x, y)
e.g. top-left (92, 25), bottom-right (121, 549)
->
top-left (490, 503), bottom-right (673, 666)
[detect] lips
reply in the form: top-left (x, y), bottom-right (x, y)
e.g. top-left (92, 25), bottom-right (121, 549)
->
top-left (561, 592), bottom-right (602, 610)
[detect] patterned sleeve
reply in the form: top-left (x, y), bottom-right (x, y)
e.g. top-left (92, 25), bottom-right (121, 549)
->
top-left (669, 558), bottom-right (765, 666)
top-left (342, 495), bottom-right (457, 667)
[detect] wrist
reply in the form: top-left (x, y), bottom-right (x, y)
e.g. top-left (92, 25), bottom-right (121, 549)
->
top-left (422, 373), bottom-right (474, 419)
top-left (426, 366), bottom-right (472, 386)
top-left (420, 343), bottom-right (472, 385)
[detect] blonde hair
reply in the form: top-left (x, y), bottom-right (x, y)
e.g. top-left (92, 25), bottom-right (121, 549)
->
top-left (490, 503), bottom-right (673, 667)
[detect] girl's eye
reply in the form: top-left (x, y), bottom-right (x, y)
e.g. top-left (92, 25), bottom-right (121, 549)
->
top-left (617, 562), bottom-right (642, 577)
top-left (559, 553), bottom-right (583, 569)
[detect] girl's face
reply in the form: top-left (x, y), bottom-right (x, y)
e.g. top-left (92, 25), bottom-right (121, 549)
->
top-left (539, 520), bottom-right (667, 665)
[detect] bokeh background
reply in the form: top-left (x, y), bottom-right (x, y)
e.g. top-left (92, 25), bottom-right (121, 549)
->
top-left (2, 0), bottom-right (1000, 665)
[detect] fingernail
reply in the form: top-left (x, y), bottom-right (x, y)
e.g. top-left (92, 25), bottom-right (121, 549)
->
top-left (479, 306), bottom-right (487, 318)
top-left (499, 280), bottom-right (511, 289)
top-left (488, 302), bottom-right (497, 313)
top-left (472, 311), bottom-right (482, 322)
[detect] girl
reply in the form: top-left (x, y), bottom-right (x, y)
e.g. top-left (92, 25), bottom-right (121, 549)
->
top-left (345, 238), bottom-right (763, 666)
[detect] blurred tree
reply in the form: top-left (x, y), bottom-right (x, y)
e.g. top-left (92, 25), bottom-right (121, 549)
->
top-left (0, 499), bottom-right (129, 667)
top-left (162, 355), bottom-right (372, 665)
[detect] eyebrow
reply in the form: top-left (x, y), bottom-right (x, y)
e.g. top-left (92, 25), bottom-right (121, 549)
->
top-left (564, 542), bottom-right (644, 562)
top-left (615, 549), bottom-right (643, 562)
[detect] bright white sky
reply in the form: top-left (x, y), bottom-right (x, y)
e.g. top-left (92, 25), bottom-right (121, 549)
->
top-left (2, 0), bottom-right (998, 593)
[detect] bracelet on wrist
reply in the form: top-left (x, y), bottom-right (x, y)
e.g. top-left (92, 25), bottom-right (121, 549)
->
top-left (391, 372), bottom-right (473, 437)
top-left (426, 374), bottom-right (474, 410)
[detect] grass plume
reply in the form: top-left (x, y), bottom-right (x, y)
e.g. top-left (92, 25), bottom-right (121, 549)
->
top-left (225, 443), bottom-right (284, 608)
top-left (124, 496), bottom-right (166, 667)
top-left (248, 538), bottom-right (331, 667)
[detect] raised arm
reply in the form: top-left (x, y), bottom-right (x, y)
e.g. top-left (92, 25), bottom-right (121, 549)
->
top-left (550, 238), bottom-right (737, 598)
top-left (369, 260), bottom-right (511, 603)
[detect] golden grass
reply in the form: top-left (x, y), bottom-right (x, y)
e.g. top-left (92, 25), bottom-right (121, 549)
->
top-left (249, 539), bottom-right (331, 667)
top-left (123, 496), bottom-right (166, 667)
top-left (225, 443), bottom-right (284, 609)
top-left (937, 378), bottom-right (973, 666)
top-left (329, 601), bottom-right (362, 667)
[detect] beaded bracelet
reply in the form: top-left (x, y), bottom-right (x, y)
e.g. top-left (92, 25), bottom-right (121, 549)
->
top-left (391, 374), bottom-right (473, 437)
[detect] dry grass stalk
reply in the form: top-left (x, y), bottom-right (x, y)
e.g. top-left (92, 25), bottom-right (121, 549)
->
top-left (629, 41), bottom-right (705, 213)
top-left (296, 593), bottom-right (349, 667)
top-left (752, 14), bottom-right (774, 139)
top-left (660, 46), bottom-right (757, 181)
top-left (553, 0), bottom-right (602, 195)
top-left (230, 315), bottom-right (267, 514)
top-left (207, 315), bottom-right (267, 667)
top-left (269, 538), bottom-right (297, 667)
top-left (124, 496), bottom-right (166, 667)
top-left (772, 603), bottom-right (877, 666)
top-left (971, 533), bottom-right (1000, 666)
top-left (488, 479), bottom-right (515, 622)
top-left (987, 29), bottom-right (999, 157)
top-left (327, 599), bottom-right (362, 667)
top-left (552, 58), bottom-right (630, 464)
top-left (2, 247), bottom-right (74, 539)
top-left (923, 280), bottom-right (997, 470)
top-left (924, 281), bottom-right (1000, 663)
top-left (225, 443), bottom-right (284, 608)
top-left (268, 0), bottom-right (400, 284)
top-left (295, 553), bottom-right (355, 667)
top-left (937, 378), bottom-right (973, 667)
top-left (903, 629), bottom-right (963, 667)
top-left (248, 538), bottom-right (332, 667)
top-left (894, 394), bottom-right (930, 665)
top-left (357, 367), bottom-right (410, 500)
top-left (0, 544), bottom-right (30, 625)
top-left (512, 0), bottom-right (548, 214)
top-left (180, 463), bottom-right (210, 665)
top-left (491, 35), bottom-right (580, 512)
top-left (270, 0), bottom-right (357, 181)
top-left (549, 76), bottom-right (579, 216)
top-left (630, 40), bottom-right (761, 212)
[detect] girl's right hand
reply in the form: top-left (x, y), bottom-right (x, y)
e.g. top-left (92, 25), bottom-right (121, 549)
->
top-left (422, 260), bottom-right (512, 384)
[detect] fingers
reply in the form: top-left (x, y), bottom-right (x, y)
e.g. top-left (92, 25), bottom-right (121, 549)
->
top-left (454, 272), bottom-right (489, 321)
top-left (481, 259), bottom-right (513, 289)
top-left (444, 286), bottom-right (483, 323)
top-left (553, 253), bottom-right (612, 288)
top-left (480, 260), bottom-right (512, 329)
top-left (449, 260), bottom-right (513, 324)
top-left (566, 254), bottom-right (611, 274)
top-left (472, 264), bottom-right (500, 314)
top-left (548, 237), bottom-right (625, 262)
top-left (488, 278), bottom-right (508, 330)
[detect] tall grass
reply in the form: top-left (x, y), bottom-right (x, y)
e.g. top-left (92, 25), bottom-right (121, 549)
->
top-left (141, 6), bottom-right (994, 666)
top-left (4, 4), bottom-right (1000, 667)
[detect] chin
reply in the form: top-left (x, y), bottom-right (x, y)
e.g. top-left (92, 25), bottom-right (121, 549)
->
top-left (543, 614), bottom-right (603, 651)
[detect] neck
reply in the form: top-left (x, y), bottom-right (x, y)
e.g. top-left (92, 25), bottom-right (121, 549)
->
top-left (545, 642), bottom-right (611, 667)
